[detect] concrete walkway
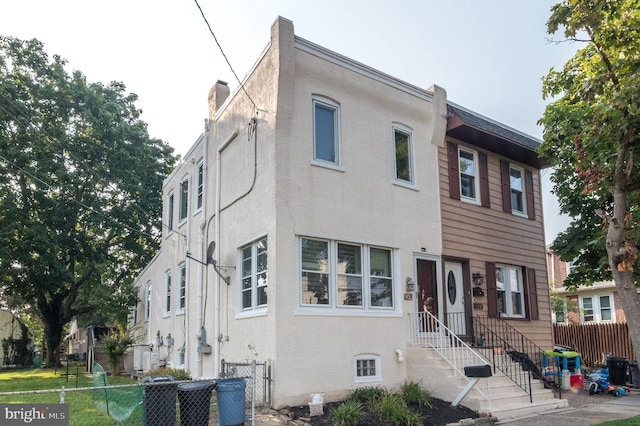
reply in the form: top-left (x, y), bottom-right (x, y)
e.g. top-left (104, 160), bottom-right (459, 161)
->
top-left (498, 388), bottom-right (640, 425)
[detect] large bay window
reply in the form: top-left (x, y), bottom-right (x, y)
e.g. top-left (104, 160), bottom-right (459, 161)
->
top-left (300, 237), bottom-right (396, 312)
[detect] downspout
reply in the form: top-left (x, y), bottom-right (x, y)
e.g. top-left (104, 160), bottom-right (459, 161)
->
top-left (195, 124), bottom-right (209, 378)
top-left (214, 129), bottom-right (238, 377)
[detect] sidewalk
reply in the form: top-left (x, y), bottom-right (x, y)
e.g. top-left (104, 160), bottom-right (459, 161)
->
top-left (498, 387), bottom-right (640, 425)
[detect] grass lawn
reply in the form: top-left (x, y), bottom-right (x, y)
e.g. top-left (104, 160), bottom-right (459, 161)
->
top-left (597, 417), bottom-right (640, 425)
top-left (0, 365), bottom-right (140, 426)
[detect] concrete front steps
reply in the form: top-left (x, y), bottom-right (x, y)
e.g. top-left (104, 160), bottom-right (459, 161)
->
top-left (406, 346), bottom-right (568, 421)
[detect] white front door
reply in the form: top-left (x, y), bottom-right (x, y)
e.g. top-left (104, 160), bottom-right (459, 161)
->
top-left (444, 261), bottom-right (466, 335)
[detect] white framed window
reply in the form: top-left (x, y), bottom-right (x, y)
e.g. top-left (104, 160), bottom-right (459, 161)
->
top-left (166, 192), bottom-right (174, 236)
top-left (177, 263), bottom-right (186, 314)
top-left (131, 302), bottom-right (139, 325)
top-left (393, 124), bottom-right (415, 186)
top-left (195, 161), bottom-right (204, 211)
top-left (509, 164), bottom-right (526, 215)
top-left (179, 178), bottom-right (189, 223)
top-left (580, 294), bottom-right (614, 323)
top-left (496, 264), bottom-right (525, 318)
top-left (240, 237), bottom-right (268, 312)
top-left (354, 354), bottom-right (381, 383)
top-left (165, 271), bottom-right (172, 316)
top-left (458, 147), bottom-right (480, 203)
top-left (312, 97), bottom-right (341, 167)
top-left (553, 299), bottom-right (567, 323)
top-left (145, 281), bottom-right (151, 321)
top-left (299, 237), bottom-right (396, 313)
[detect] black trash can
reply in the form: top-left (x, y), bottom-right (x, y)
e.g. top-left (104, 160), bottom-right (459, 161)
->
top-left (607, 356), bottom-right (629, 386)
top-left (630, 361), bottom-right (640, 388)
top-left (216, 378), bottom-right (246, 426)
top-left (142, 375), bottom-right (177, 426)
top-left (177, 381), bottom-right (215, 426)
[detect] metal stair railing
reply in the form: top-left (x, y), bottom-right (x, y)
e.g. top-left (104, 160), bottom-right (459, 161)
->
top-left (409, 311), bottom-right (491, 405)
top-left (472, 316), bottom-right (553, 402)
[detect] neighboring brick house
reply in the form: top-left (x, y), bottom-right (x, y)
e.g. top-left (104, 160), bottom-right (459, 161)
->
top-left (547, 248), bottom-right (629, 324)
top-left (130, 16), bottom-right (554, 410)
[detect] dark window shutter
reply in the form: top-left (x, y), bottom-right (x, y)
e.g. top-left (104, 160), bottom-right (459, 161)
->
top-left (525, 268), bottom-right (539, 320)
top-left (486, 262), bottom-right (498, 318)
top-left (525, 169), bottom-right (535, 220)
top-left (479, 152), bottom-right (490, 208)
top-left (500, 160), bottom-right (511, 213)
top-left (447, 141), bottom-right (460, 200)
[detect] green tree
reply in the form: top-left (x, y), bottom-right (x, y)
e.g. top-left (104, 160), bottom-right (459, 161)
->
top-left (539, 1), bottom-right (640, 360)
top-left (0, 36), bottom-right (177, 366)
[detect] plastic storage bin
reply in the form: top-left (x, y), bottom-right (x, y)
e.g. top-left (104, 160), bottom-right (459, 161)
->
top-left (142, 375), bottom-right (177, 426)
top-left (177, 381), bottom-right (215, 426)
top-left (607, 356), bottom-right (628, 386)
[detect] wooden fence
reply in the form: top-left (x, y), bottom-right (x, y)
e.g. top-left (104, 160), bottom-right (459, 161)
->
top-left (553, 322), bottom-right (635, 367)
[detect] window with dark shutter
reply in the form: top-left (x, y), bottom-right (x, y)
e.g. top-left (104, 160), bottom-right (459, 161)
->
top-left (500, 160), bottom-right (511, 213)
top-left (526, 268), bottom-right (539, 320)
top-left (486, 262), bottom-right (497, 318)
top-left (525, 170), bottom-right (535, 220)
top-left (479, 152), bottom-right (489, 208)
top-left (447, 141), bottom-right (460, 200)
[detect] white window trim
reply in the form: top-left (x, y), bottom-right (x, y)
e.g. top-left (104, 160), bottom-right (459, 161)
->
top-left (296, 236), bottom-right (401, 317)
top-left (178, 175), bottom-right (189, 225)
top-left (496, 264), bottom-right (525, 319)
top-left (354, 353), bottom-right (381, 383)
top-left (145, 281), bottom-right (151, 322)
top-left (458, 147), bottom-right (481, 205)
top-left (311, 96), bottom-right (343, 169)
top-left (237, 236), bottom-right (268, 317)
top-left (164, 271), bottom-right (172, 317)
top-left (194, 160), bottom-right (204, 214)
top-left (176, 263), bottom-right (186, 315)
top-left (166, 191), bottom-right (175, 238)
top-left (509, 164), bottom-right (527, 218)
top-left (579, 293), bottom-right (615, 323)
top-left (392, 123), bottom-right (417, 189)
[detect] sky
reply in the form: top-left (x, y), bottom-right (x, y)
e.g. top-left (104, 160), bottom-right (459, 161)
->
top-left (1, 0), bottom-right (580, 243)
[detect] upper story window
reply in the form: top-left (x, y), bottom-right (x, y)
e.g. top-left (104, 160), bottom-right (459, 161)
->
top-left (447, 142), bottom-right (489, 207)
top-left (196, 162), bottom-right (204, 211)
top-left (165, 271), bottom-right (172, 315)
top-left (145, 281), bottom-right (151, 321)
top-left (312, 97), bottom-right (341, 167)
top-left (580, 294), bottom-right (614, 323)
top-left (496, 264), bottom-right (525, 318)
top-left (166, 192), bottom-right (174, 236)
top-left (240, 237), bottom-right (268, 312)
top-left (179, 178), bottom-right (189, 223)
top-left (178, 263), bottom-right (186, 313)
top-left (459, 148), bottom-right (479, 202)
top-left (500, 160), bottom-right (535, 219)
top-left (131, 302), bottom-right (139, 325)
top-left (299, 237), bottom-right (396, 313)
top-left (393, 124), bottom-right (414, 185)
top-left (509, 165), bottom-right (525, 215)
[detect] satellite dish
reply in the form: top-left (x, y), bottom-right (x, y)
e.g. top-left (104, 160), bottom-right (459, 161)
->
top-left (206, 241), bottom-right (216, 265)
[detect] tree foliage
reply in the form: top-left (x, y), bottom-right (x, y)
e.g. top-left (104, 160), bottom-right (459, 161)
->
top-left (539, 1), bottom-right (640, 360)
top-left (0, 36), bottom-right (177, 365)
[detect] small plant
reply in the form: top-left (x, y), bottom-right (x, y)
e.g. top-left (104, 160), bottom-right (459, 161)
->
top-left (400, 380), bottom-right (433, 408)
top-left (329, 400), bottom-right (364, 426)
top-left (101, 329), bottom-right (135, 375)
top-left (143, 367), bottom-right (191, 381)
top-left (371, 393), bottom-right (422, 426)
top-left (347, 386), bottom-right (387, 404)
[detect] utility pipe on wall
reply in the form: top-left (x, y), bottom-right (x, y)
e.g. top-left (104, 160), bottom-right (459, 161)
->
top-left (214, 129), bottom-right (238, 377)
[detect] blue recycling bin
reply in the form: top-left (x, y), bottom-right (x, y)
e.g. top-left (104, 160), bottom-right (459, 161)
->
top-left (216, 378), bottom-right (246, 426)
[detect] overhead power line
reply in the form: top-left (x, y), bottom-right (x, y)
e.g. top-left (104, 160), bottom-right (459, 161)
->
top-left (193, 0), bottom-right (258, 115)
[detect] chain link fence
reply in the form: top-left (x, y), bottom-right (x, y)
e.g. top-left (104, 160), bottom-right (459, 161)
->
top-left (0, 360), bottom-right (271, 425)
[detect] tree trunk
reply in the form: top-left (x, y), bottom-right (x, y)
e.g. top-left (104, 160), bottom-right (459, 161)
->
top-left (40, 298), bottom-right (66, 367)
top-left (607, 188), bottom-right (640, 363)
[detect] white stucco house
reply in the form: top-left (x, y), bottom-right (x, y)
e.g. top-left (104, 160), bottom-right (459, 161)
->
top-left (131, 17), bottom-right (559, 415)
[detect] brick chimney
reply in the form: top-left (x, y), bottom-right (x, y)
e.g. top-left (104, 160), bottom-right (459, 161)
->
top-left (208, 80), bottom-right (230, 119)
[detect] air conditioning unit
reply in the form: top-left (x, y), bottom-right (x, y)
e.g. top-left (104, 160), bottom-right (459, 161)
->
top-left (142, 352), bottom-right (160, 371)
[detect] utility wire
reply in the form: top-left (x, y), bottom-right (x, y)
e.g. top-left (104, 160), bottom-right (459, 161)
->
top-left (193, 0), bottom-right (258, 115)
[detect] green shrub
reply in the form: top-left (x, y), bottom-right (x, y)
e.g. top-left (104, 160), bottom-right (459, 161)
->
top-left (347, 386), bottom-right (387, 404)
top-left (329, 400), bottom-right (364, 426)
top-left (143, 367), bottom-right (191, 381)
top-left (400, 380), bottom-right (432, 408)
top-left (371, 393), bottom-right (422, 426)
